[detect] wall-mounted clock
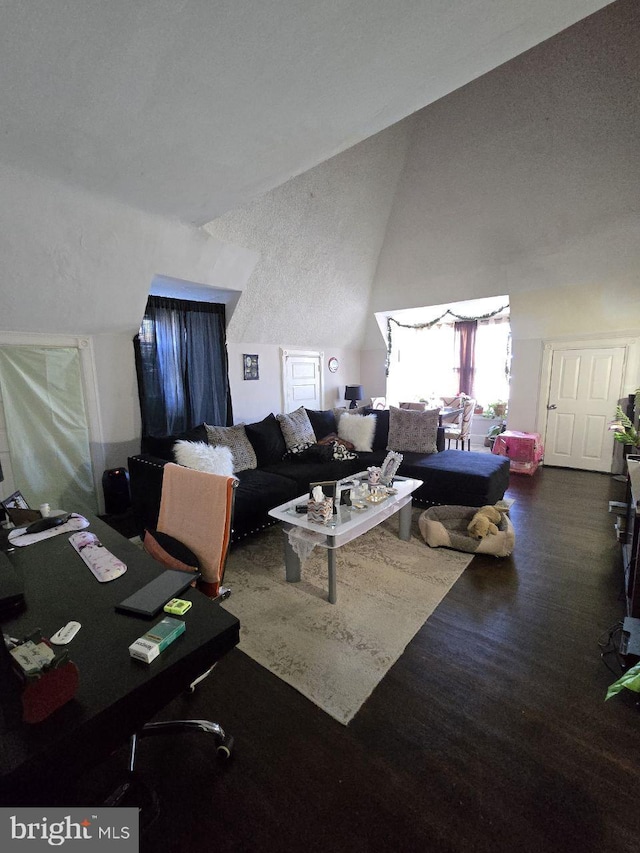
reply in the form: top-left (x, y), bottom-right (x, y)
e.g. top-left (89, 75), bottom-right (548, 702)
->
top-left (328, 357), bottom-right (339, 373)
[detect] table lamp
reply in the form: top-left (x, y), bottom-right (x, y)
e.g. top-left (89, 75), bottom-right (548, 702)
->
top-left (345, 385), bottom-right (364, 409)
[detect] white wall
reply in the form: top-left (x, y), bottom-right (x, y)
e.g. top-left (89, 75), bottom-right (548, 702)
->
top-left (228, 342), bottom-right (362, 424)
top-left (206, 121), bottom-right (412, 351)
top-left (0, 160), bottom-right (258, 471)
top-left (366, 1), bottom-right (640, 429)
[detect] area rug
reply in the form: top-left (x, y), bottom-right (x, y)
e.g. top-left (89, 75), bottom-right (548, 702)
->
top-left (220, 510), bottom-right (473, 725)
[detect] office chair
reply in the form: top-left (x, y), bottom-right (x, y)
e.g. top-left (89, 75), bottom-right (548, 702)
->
top-left (444, 397), bottom-right (476, 450)
top-left (108, 464), bottom-right (238, 806)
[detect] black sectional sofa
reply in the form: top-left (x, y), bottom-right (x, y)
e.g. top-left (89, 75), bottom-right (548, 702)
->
top-left (128, 407), bottom-right (510, 545)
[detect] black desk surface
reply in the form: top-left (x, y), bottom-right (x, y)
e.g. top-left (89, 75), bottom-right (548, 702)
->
top-left (0, 514), bottom-right (239, 804)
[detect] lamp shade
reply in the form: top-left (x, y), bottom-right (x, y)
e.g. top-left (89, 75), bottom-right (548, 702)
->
top-left (345, 385), bottom-right (364, 409)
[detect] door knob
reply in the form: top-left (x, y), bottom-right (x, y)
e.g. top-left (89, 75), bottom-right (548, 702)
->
top-left (547, 404), bottom-right (557, 410)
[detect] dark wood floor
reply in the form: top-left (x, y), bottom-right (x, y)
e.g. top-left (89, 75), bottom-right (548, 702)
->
top-left (90, 466), bottom-right (640, 852)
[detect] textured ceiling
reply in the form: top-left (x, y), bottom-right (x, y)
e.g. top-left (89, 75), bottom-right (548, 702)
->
top-left (0, 1), bottom-right (612, 225)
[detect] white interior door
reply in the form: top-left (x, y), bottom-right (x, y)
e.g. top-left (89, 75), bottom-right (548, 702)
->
top-left (544, 346), bottom-right (625, 472)
top-left (281, 349), bottom-right (323, 413)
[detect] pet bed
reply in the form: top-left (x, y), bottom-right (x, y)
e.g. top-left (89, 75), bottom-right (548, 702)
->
top-left (418, 505), bottom-right (515, 557)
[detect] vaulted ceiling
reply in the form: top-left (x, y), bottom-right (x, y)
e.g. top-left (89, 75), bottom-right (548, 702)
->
top-left (0, 1), bottom-right (612, 225)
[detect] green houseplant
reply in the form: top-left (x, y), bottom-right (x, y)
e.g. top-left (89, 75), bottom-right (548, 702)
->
top-left (609, 395), bottom-right (640, 450)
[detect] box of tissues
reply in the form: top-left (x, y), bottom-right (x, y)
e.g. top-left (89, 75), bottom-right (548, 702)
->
top-left (308, 485), bottom-right (333, 525)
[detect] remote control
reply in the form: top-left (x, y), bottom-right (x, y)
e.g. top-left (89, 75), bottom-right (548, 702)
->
top-left (50, 621), bottom-right (81, 645)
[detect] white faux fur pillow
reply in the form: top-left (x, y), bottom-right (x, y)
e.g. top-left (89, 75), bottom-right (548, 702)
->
top-left (338, 413), bottom-right (376, 452)
top-left (173, 441), bottom-right (234, 476)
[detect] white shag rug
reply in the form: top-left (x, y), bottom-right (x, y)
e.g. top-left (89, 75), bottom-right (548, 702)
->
top-left (221, 510), bottom-right (473, 725)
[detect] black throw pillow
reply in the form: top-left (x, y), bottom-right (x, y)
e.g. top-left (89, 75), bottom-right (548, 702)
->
top-left (245, 413), bottom-right (287, 467)
top-left (142, 424), bottom-right (208, 460)
top-left (305, 409), bottom-right (337, 440)
top-left (364, 408), bottom-right (390, 452)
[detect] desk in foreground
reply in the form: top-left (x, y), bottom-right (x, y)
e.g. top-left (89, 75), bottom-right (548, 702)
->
top-left (0, 515), bottom-right (239, 805)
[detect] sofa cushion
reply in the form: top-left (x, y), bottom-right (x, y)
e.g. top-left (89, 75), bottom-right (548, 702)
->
top-left (363, 408), bottom-right (390, 451)
top-left (263, 458), bottom-right (362, 494)
top-left (205, 423), bottom-right (257, 472)
top-left (399, 450), bottom-right (510, 507)
top-left (173, 440), bottom-right (234, 475)
top-left (305, 408), bottom-right (337, 440)
top-left (387, 406), bottom-right (439, 455)
top-left (337, 412), bottom-right (376, 452)
top-left (245, 413), bottom-right (287, 467)
top-left (231, 468), bottom-right (300, 540)
top-left (276, 407), bottom-right (316, 451)
top-left (141, 424), bottom-right (209, 461)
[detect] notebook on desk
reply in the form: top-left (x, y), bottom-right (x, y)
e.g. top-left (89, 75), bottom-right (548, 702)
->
top-left (115, 569), bottom-right (199, 617)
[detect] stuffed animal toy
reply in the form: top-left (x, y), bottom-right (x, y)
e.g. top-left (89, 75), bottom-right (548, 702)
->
top-left (467, 504), bottom-right (503, 539)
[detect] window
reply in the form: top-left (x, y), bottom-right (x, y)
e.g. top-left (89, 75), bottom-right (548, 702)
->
top-left (134, 296), bottom-right (232, 437)
top-left (386, 313), bottom-right (510, 409)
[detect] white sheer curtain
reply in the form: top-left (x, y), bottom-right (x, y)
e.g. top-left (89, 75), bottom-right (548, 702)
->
top-left (473, 318), bottom-right (511, 409)
top-left (0, 346), bottom-right (96, 513)
top-left (387, 323), bottom-right (456, 406)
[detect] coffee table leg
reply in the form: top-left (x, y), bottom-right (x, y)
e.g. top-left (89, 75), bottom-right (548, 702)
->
top-left (284, 534), bottom-right (301, 583)
top-left (327, 549), bottom-right (337, 604)
top-left (398, 501), bottom-right (412, 541)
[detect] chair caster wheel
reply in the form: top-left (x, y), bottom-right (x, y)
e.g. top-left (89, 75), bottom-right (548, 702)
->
top-left (216, 735), bottom-right (234, 759)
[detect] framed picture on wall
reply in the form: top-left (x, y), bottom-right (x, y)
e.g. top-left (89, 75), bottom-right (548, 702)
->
top-left (243, 354), bottom-right (259, 380)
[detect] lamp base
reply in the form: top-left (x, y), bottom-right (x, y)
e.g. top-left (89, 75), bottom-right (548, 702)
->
top-left (349, 401), bottom-right (358, 409)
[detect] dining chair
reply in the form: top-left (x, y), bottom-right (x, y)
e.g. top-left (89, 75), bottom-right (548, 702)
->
top-left (399, 402), bottom-right (426, 411)
top-left (444, 398), bottom-right (476, 450)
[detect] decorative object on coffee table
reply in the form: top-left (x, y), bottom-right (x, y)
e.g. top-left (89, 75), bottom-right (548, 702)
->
top-left (308, 490), bottom-right (333, 525)
top-left (345, 385), bottom-right (363, 409)
top-left (380, 451), bottom-right (403, 485)
top-left (367, 466), bottom-right (381, 486)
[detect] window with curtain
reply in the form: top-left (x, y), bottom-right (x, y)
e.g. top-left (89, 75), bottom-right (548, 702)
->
top-left (134, 296), bottom-right (233, 437)
top-left (387, 315), bottom-right (510, 409)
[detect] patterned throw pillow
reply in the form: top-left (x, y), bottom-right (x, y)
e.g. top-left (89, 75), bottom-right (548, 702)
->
top-left (331, 442), bottom-right (357, 461)
top-left (204, 424), bottom-right (257, 472)
top-left (276, 407), bottom-right (316, 451)
top-left (387, 406), bottom-right (440, 454)
top-left (173, 440), bottom-right (235, 475)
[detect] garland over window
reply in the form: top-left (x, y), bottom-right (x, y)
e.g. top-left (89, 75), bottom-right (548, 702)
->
top-left (385, 304), bottom-right (509, 376)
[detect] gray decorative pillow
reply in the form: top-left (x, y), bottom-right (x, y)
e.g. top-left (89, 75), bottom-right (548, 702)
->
top-left (387, 406), bottom-right (440, 454)
top-left (204, 423), bottom-right (257, 472)
top-left (276, 407), bottom-right (316, 451)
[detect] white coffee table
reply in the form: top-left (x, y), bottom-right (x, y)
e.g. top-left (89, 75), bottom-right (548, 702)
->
top-left (268, 473), bottom-right (423, 604)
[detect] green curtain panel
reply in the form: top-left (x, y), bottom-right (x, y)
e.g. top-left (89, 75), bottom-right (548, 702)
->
top-left (0, 346), bottom-right (96, 514)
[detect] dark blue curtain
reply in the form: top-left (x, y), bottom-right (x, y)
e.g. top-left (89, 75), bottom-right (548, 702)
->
top-left (134, 296), bottom-right (233, 437)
